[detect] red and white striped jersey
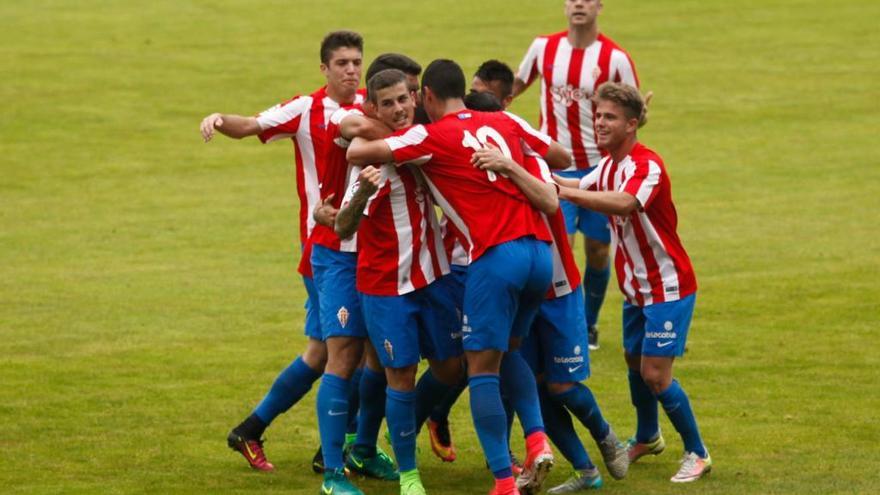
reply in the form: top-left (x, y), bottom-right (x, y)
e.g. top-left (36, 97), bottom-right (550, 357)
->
top-left (342, 164), bottom-right (449, 296)
top-left (386, 110), bottom-right (553, 262)
top-left (517, 32), bottom-right (638, 171)
top-left (256, 87), bottom-right (365, 245)
top-left (523, 153), bottom-right (582, 299)
top-left (309, 106), bottom-right (365, 253)
top-left (580, 143), bottom-right (696, 306)
top-left (440, 214), bottom-right (470, 267)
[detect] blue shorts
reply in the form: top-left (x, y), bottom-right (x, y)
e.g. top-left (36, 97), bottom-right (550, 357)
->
top-left (558, 168), bottom-right (611, 243)
top-left (310, 244), bottom-right (367, 339)
top-left (521, 286), bottom-right (590, 383)
top-left (462, 237), bottom-right (552, 352)
top-left (623, 293), bottom-right (696, 357)
top-left (362, 281), bottom-right (462, 369)
top-left (302, 275), bottom-right (322, 340)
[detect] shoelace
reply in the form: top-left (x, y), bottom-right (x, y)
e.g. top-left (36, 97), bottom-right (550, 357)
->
top-left (679, 453), bottom-right (699, 471)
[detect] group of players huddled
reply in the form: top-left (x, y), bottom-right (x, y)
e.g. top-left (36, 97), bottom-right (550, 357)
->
top-left (199, 1), bottom-right (711, 494)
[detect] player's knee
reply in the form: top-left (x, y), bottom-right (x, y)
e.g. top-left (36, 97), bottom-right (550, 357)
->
top-left (429, 357), bottom-right (464, 385)
top-left (386, 365), bottom-right (417, 391)
top-left (302, 339), bottom-right (328, 371)
top-left (624, 352), bottom-right (641, 371)
top-left (640, 366), bottom-right (672, 395)
top-left (585, 239), bottom-right (610, 268)
top-left (546, 381), bottom-right (575, 395)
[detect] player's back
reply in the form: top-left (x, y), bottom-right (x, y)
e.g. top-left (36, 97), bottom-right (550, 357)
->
top-left (388, 109), bottom-right (552, 262)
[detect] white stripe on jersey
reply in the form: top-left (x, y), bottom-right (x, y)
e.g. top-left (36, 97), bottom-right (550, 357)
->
top-left (637, 211), bottom-right (681, 301)
top-left (420, 174), bottom-right (474, 264)
top-left (388, 169), bottom-right (416, 293)
top-left (257, 97), bottom-right (312, 141)
top-left (578, 45), bottom-right (602, 166)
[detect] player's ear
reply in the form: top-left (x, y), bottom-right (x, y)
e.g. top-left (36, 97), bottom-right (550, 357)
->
top-left (320, 63), bottom-right (329, 78)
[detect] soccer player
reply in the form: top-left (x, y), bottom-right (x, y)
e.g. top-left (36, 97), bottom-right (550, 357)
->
top-left (334, 68), bottom-right (466, 495)
top-left (514, 0), bottom-right (640, 350)
top-left (198, 31), bottom-right (365, 472)
top-left (555, 82), bottom-right (711, 483)
top-left (467, 77), bottom-right (629, 493)
top-left (348, 59), bottom-right (569, 495)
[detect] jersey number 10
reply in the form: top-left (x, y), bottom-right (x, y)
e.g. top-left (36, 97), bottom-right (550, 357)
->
top-left (461, 126), bottom-right (513, 182)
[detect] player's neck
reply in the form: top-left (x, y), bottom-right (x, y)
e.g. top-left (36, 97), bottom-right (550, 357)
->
top-left (438, 99), bottom-right (466, 119)
top-left (326, 85), bottom-right (357, 106)
top-left (567, 23), bottom-right (599, 48)
top-left (609, 136), bottom-right (638, 163)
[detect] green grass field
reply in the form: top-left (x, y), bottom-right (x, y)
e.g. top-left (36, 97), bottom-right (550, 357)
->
top-left (2, 0), bottom-right (879, 493)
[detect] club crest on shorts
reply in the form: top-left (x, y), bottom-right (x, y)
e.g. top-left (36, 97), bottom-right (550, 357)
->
top-left (574, 345), bottom-right (582, 356)
top-left (337, 306), bottom-right (350, 328)
top-left (383, 339), bottom-right (394, 361)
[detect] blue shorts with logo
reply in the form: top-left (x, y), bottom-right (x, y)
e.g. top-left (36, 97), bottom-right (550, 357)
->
top-left (623, 293), bottom-right (696, 357)
top-left (362, 279), bottom-right (463, 369)
top-left (302, 275), bottom-right (322, 340)
top-left (521, 286), bottom-right (591, 383)
top-left (310, 244), bottom-right (367, 339)
top-left (462, 237), bottom-right (552, 352)
top-left (557, 168), bottom-right (611, 243)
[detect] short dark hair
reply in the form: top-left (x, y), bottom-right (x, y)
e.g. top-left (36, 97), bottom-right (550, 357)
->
top-left (367, 69), bottom-right (408, 103)
top-left (474, 60), bottom-right (514, 99)
top-left (421, 59), bottom-right (466, 100)
top-left (366, 53), bottom-right (422, 82)
top-left (594, 82), bottom-right (648, 128)
top-left (464, 90), bottom-right (503, 112)
top-left (320, 30), bottom-right (363, 64)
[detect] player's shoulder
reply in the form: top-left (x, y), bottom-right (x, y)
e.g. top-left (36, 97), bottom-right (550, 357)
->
top-left (629, 142), bottom-right (665, 168)
top-left (598, 33), bottom-right (632, 55)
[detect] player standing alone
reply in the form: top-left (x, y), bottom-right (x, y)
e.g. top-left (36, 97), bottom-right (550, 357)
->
top-left (555, 82), bottom-right (712, 483)
top-left (514, 0), bottom-right (639, 350)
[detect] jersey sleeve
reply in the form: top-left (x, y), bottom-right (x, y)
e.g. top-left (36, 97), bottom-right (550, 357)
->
top-left (504, 111), bottom-right (552, 157)
top-left (579, 165), bottom-right (602, 191)
top-left (385, 125), bottom-right (435, 166)
top-left (609, 49), bottom-right (640, 88)
top-left (329, 107), bottom-right (365, 149)
top-left (621, 159), bottom-right (662, 208)
top-left (340, 165), bottom-right (385, 217)
top-left (516, 37), bottom-right (544, 85)
top-left (256, 95), bottom-right (309, 143)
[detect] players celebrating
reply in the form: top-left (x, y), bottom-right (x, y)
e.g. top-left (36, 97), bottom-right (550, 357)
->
top-left (514, 0), bottom-right (640, 351)
top-left (555, 82), bottom-right (711, 483)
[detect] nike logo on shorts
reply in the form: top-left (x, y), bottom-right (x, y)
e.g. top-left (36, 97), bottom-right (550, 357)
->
top-left (568, 365), bottom-right (583, 373)
top-left (657, 341), bottom-right (674, 348)
top-left (328, 410), bottom-right (347, 416)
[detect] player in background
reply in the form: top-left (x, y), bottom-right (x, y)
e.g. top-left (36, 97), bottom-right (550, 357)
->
top-left (198, 31), bottom-right (365, 472)
top-left (514, 0), bottom-right (640, 351)
top-left (348, 59), bottom-right (570, 495)
top-left (309, 51), bottom-right (424, 475)
top-left (555, 82), bottom-right (711, 483)
top-left (334, 68), bottom-right (466, 495)
top-left (467, 74), bottom-right (629, 493)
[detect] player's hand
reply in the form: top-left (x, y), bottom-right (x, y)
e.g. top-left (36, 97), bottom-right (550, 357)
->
top-left (356, 166), bottom-right (382, 197)
top-left (200, 113), bottom-right (224, 142)
top-left (470, 144), bottom-right (511, 173)
top-left (313, 194), bottom-right (338, 227)
top-left (552, 174), bottom-right (581, 189)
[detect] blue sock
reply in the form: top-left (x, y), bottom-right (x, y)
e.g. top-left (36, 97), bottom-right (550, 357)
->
top-left (469, 374), bottom-right (511, 478)
top-left (500, 351), bottom-right (544, 436)
top-left (414, 369), bottom-right (453, 430)
top-left (539, 384), bottom-right (593, 470)
top-left (503, 396), bottom-right (515, 443)
top-left (584, 265), bottom-right (610, 328)
top-left (316, 373), bottom-right (351, 470)
top-left (628, 369), bottom-right (660, 443)
top-left (354, 367), bottom-right (386, 456)
top-left (657, 380), bottom-right (707, 457)
top-left (386, 387), bottom-right (417, 472)
top-left (429, 375), bottom-right (467, 423)
top-left (553, 383), bottom-right (610, 441)
top-left (253, 356), bottom-right (322, 425)
top-left (346, 367), bottom-right (364, 434)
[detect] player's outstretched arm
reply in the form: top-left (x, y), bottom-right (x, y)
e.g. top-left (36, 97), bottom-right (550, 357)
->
top-left (512, 77), bottom-right (533, 99)
top-left (544, 142), bottom-right (573, 169)
top-left (472, 146), bottom-right (559, 215)
top-left (558, 186), bottom-right (639, 217)
top-left (200, 113), bottom-right (261, 142)
top-left (340, 114), bottom-right (394, 141)
top-left (334, 166), bottom-right (382, 239)
top-left (346, 137), bottom-right (394, 166)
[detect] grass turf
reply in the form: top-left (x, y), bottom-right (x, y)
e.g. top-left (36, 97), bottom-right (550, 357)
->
top-left (2, 0), bottom-right (879, 493)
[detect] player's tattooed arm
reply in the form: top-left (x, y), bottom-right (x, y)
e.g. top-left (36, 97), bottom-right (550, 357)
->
top-left (472, 145), bottom-right (559, 215)
top-left (313, 194), bottom-right (338, 228)
top-left (340, 114), bottom-right (394, 141)
top-left (346, 137), bottom-right (394, 166)
top-left (334, 166), bottom-right (382, 239)
top-left (199, 113), bottom-right (261, 141)
top-left (557, 187), bottom-right (639, 216)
